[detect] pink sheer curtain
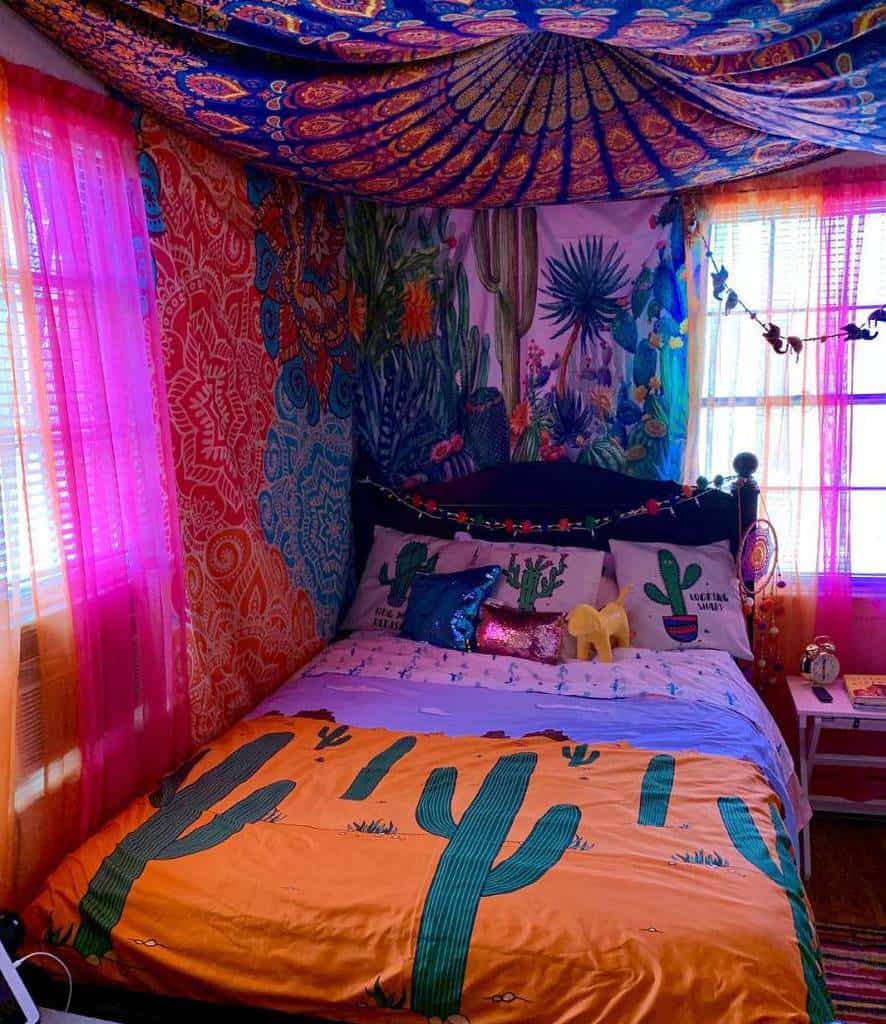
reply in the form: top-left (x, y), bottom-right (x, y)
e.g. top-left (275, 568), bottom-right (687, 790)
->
top-left (4, 62), bottom-right (190, 841)
top-left (815, 177), bottom-right (886, 664)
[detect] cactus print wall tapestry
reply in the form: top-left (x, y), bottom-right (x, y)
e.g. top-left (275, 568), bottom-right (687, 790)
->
top-left (137, 115), bottom-right (353, 744)
top-left (349, 195), bottom-right (689, 487)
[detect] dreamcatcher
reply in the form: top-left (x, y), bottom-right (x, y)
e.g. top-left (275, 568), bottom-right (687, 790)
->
top-left (736, 518), bottom-right (786, 689)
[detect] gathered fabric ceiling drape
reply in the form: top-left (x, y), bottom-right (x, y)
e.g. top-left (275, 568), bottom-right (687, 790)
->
top-left (6, 0), bottom-right (884, 206)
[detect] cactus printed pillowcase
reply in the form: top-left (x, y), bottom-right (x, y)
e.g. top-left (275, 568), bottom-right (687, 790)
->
top-left (344, 526), bottom-right (479, 633)
top-left (468, 542), bottom-right (605, 616)
top-left (609, 539), bottom-right (752, 660)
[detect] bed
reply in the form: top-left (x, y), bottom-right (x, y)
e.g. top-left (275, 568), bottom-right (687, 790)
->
top-left (22, 458), bottom-right (835, 1024)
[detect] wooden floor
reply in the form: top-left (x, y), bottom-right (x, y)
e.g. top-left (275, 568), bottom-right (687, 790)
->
top-left (806, 813), bottom-right (886, 927)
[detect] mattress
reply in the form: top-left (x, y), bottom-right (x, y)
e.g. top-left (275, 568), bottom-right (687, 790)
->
top-left (24, 632), bottom-right (832, 1023)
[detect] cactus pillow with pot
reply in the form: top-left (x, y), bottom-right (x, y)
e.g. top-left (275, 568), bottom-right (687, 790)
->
top-left (609, 539), bottom-right (752, 660)
top-left (343, 526), bottom-right (480, 633)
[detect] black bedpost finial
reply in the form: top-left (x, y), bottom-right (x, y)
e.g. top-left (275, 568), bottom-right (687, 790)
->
top-left (732, 452), bottom-right (758, 480)
top-left (731, 452), bottom-right (759, 544)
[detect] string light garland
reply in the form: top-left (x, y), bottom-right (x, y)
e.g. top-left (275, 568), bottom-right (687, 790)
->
top-left (358, 473), bottom-right (740, 537)
top-left (688, 217), bottom-right (885, 359)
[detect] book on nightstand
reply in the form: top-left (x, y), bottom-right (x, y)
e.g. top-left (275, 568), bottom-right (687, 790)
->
top-left (843, 674), bottom-right (886, 707)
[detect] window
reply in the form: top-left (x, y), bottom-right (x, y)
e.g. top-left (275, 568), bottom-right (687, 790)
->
top-left (697, 194), bottom-right (886, 579)
top-left (0, 146), bottom-right (65, 623)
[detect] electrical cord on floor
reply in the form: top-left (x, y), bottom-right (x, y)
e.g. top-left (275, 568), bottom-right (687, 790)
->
top-left (13, 951), bottom-right (73, 1013)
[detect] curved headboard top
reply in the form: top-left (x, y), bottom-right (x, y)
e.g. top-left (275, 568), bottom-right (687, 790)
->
top-left (352, 456), bottom-right (759, 576)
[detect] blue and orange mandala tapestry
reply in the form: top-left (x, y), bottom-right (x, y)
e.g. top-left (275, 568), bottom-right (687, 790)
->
top-left (9, 0), bottom-right (885, 205)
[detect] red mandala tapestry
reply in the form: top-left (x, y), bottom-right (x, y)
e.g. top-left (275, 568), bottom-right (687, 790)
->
top-left (137, 116), bottom-right (352, 742)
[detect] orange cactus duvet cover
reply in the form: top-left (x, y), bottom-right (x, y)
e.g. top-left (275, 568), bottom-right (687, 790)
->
top-left (24, 638), bottom-right (833, 1024)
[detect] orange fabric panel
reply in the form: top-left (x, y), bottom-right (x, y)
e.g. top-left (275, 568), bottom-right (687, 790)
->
top-left (25, 717), bottom-right (822, 1023)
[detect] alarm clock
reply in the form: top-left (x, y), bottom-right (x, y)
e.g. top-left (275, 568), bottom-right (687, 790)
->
top-left (800, 635), bottom-right (840, 685)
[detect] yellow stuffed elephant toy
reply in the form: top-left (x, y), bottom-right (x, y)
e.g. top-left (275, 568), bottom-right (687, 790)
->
top-left (567, 586), bottom-right (633, 662)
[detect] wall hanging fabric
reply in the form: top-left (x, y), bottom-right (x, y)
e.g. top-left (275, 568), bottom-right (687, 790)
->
top-left (136, 114), bottom-right (353, 744)
top-left (6, 1), bottom-right (883, 206)
top-left (350, 194), bottom-right (689, 485)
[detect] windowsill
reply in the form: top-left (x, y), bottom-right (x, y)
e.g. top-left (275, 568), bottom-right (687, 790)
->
top-left (791, 574), bottom-right (886, 599)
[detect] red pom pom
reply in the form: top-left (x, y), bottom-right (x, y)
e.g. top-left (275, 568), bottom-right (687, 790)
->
top-left (645, 499), bottom-right (661, 516)
top-left (425, 498), bottom-right (438, 513)
top-left (681, 484), bottom-right (694, 498)
top-left (520, 519), bottom-right (532, 535)
top-left (410, 494), bottom-right (423, 509)
top-left (503, 518), bottom-right (515, 534)
top-left (557, 517), bottom-right (570, 532)
top-left (456, 510), bottom-right (468, 524)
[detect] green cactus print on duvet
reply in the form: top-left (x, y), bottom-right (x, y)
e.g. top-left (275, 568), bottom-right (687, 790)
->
top-left (718, 798), bottom-right (834, 1024)
top-left (379, 541), bottom-right (439, 608)
top-left (72, 733), bottom-right (295, 960)
top-left (503, 553), bottom-right (567, 611)
top-left (411, 751), bottom-right (580, 1019)
top-left (644, 549), bottom-right (702, 643)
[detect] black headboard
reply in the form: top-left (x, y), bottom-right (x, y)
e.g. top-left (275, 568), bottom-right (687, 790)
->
top-left (353, 454), bottom-right (759, 580)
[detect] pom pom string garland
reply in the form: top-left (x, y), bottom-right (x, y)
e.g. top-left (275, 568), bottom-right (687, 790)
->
top-left (358, 473), bottom-right (739, 537)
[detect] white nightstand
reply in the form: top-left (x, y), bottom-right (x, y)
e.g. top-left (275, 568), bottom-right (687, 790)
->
top-left (787, 675), bottom-right (886, 880)
top-left (40, 1010), bottom-right (120, 1024)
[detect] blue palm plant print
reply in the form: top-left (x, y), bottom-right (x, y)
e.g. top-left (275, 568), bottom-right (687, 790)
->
top-left (541, 235), bottom-right (630, 397)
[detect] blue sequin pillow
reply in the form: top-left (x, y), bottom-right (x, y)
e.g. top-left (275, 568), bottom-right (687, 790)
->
top-left (400, 565), bottom-right (502, 651)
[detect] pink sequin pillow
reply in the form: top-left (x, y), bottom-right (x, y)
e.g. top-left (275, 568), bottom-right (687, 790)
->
top-left (474, 603), bottom-right (565, 665)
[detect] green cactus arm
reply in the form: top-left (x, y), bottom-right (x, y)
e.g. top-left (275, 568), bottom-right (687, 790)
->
top-left (471, 210), bottom-right (501, 292)
top-left (638, 754), bottom-right (675, 827)
top-left (718, 797), bottom-right (781, 884)
top-left (149, 748), bottom-right (209, 808)
top-left (516, 208), bottom-right (538, 335)
top-left (173, 732), bottom-right (295, 812)
top-left (770, 805), bottom-right (834, 1024)
top-left (502, 554), bottom-right (520, 589)
top-left (416, 766), bottom-right (457, 839)
top-left (538, 556), bottom-right (566, 599)
top-left (423, 553), bottom-right (440, 573)
top-left (644, 582), bottom-right (671, 605)
top-left (681, 563), bottom-right (702, 589)
top-left (481, 803), bottom-right (581, 896)
top-left (657, 549), bottom-right (686, 615)
top-left (157, 781), bottom-right (295, 859)
top-left (719, 798), bottom-right (833, 1024)
top-left (341, 737), bottom-right (417, 800)
top-left (378, 562), bottom-right (392, 586)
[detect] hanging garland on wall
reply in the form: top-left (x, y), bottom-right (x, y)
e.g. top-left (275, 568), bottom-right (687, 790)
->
top-left (358, 472), bottom-right (739, 537)
top-left (685, 208), bottom-right (885, 358)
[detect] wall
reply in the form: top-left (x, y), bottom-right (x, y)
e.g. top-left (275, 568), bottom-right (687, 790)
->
top-left (137, 115), bottom-right (353, 743)
top-left (349, 195), bottom-right (690, 488)
top-left (0, 2), bottom-right (104, 91)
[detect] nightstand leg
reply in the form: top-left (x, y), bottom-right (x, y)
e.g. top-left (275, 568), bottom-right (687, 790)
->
top-left (799, 718), bottom-right (822, 881)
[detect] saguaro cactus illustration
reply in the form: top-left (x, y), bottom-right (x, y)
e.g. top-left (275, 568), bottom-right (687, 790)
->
top-left (411, 752), bottom-right (580, 1019)
top-left (637, 754), bottom-right (675, 826)
top-left (643, 549), bottom-right (702, 642)
top-left (472, 208), bottom-right (538, 414)
top-left (73, 732), bottom-right (295, 959)
top-left (718, 798), bottom-right (833, 1024)
top-left (503, 553), bottom-right (567, 611)
top-left (341, 736), bottom-right (417, 800)
top-left (316, 724), bottom-right (352, 750)
top-left (561, 744), bottom-right (600, 768)
top-left (379, 542), bottom-right (439, 607)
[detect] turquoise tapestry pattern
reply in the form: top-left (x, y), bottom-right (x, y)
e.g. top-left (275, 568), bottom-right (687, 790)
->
top-left (250, 174), bottom-right (354, 637)
top-left (9, 0), bottom-right (883, 205)
top-left (349, 195), bottom-right (690, 485)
